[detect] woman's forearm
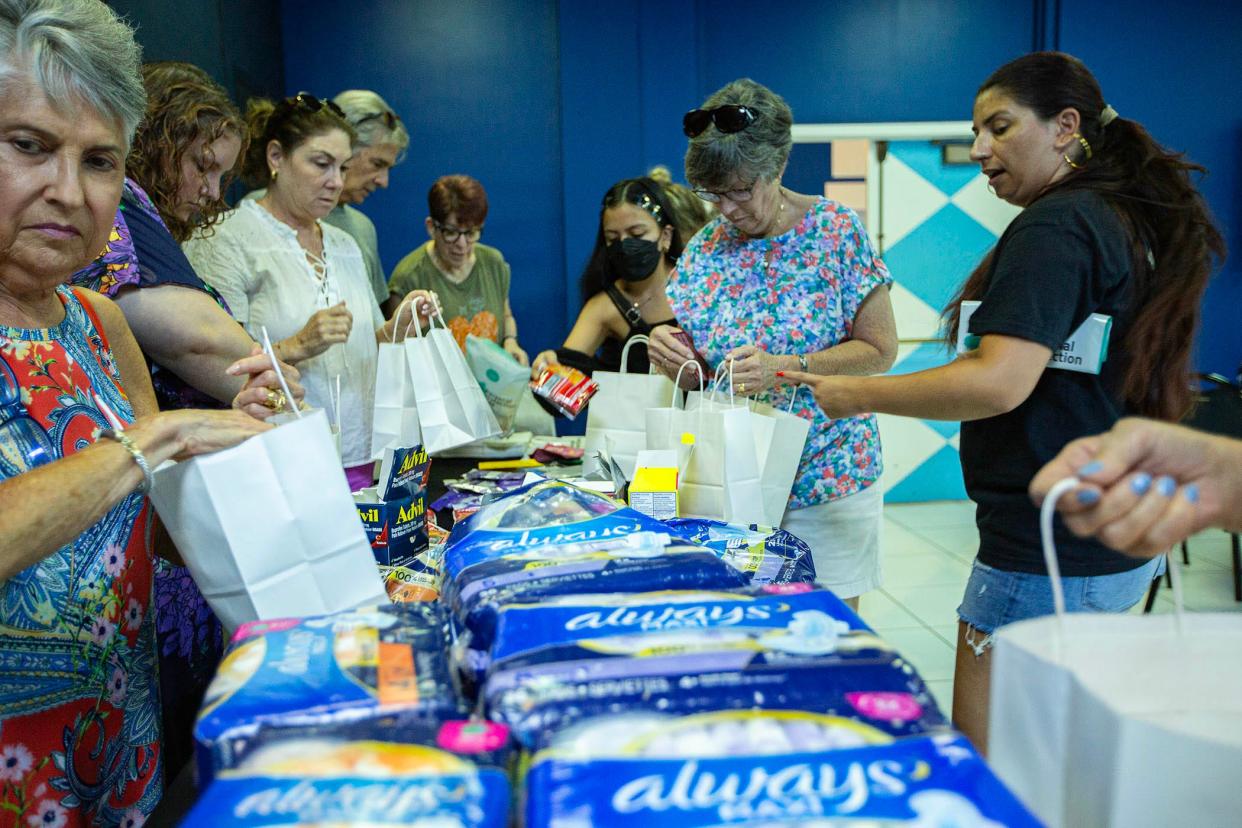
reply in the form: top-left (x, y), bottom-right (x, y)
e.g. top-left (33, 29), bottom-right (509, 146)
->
top-left (0, 416), bottom-right (187, 578)
top-left (802, 339), bottom-right (894, 376)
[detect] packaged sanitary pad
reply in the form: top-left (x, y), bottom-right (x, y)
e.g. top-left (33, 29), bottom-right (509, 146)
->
top-left (526, 711), bottom-right (1040, 826)
top-left (481, 587), bottom-right (944, 749)
top-left (476, 584), bottom-right (856, 677)
top-left (184, 736), bottom-right (511, 827)
top-left (443, 481), bottom-right (750, 653)
top-left (665, 518), bottom-right (817, 585)
top-left (195, 604), bottom-right (467, 784)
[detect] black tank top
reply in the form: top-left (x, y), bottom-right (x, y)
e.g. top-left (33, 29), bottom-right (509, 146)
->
top-left (599, 283), bottom-right (675, 373)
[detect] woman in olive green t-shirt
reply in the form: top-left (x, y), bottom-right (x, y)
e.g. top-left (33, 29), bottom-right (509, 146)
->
top-left (385, 174), bottom-right (527, 365)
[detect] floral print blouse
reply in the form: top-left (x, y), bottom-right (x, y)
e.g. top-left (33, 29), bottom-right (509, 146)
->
top-left (666, 198), bottom-right (892, 510)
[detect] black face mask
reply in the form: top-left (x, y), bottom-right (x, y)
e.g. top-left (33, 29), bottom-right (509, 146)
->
top-left (606, 237), bottom-right (662, 282)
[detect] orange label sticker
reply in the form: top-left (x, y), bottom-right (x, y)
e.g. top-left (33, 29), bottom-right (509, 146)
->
top-left (377, 641), bottom-right (419, 706)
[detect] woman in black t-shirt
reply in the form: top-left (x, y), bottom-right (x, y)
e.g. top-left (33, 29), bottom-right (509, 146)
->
top-left (780, 51), bottom-right (1224, 749)
top-left (531, 178), bottom-right (685, 379)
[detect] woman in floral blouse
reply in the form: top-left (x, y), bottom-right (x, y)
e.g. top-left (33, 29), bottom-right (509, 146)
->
top-left (649, 78), bottom-right (897, 608)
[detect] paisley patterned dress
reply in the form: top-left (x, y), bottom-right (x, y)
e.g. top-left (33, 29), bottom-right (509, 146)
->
top-left (0, 286), bottom-right (160, 827)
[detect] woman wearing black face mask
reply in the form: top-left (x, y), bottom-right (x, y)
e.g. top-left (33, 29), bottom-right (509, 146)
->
top-left (530, 178), bottom-right (683, 378)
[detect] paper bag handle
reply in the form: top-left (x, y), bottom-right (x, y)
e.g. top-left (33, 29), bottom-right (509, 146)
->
top-left (260, 326), bottom-right (301, 420)
top-left (707, 359), bottom-right (737, 408)
top-left (1040, 476), bottom-right (1184, 626)
top-left (669, 359), bottom-right (704, 409)
top-left (619, 334), bottom-right (652, 376)
top-left (392, 295), bottom-right (424, 342)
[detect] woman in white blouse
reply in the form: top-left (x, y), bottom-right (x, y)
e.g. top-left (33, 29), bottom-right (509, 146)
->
top-left (185, 93), bottom-right (429, 490)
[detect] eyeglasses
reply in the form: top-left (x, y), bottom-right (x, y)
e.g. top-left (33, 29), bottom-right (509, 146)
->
top-left (280, 92), bottom-right (346, 120)
top-left (433, 222), bottom-right (482, 244)
top-left (354, 110), bottom-right (401, 130)
top-left (683, 104), bottom-right (757, 138)
top-left (691, 178), bottom-right (758, 204)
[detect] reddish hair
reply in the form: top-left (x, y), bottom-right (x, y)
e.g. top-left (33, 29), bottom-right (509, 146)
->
top-left (428, 174), bottom-right (488, 227)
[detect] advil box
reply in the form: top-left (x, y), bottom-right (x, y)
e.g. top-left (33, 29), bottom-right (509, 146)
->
top-left (355, 445), bottom-right (431, 566)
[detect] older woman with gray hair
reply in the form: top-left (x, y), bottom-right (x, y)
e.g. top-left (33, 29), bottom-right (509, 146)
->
top-left (648, 78), bottom-right (898, 608)
top-left (0, 1), bottom-right (275, 822)
top-left (329, 88), bottom-right (409, 305)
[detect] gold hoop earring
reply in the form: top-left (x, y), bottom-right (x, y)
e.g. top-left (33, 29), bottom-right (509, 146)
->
top-left (1063, 132), bottom-right (1093, 170)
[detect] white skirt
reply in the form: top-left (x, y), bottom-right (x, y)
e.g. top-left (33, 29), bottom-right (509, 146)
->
top-left (780, 483), bottom-right (883, 599)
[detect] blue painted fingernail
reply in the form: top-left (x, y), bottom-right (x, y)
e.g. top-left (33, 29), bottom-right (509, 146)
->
top-left (1078, 460), bottom-right (1103, 476)
top-left (1156, 475), bottom-right (1176, 497)
top-left (1185, 483), bottom-right (1200, 504)
top-left (1076, 488), bottom-right (1100, 505)
top-left (1130, 473), bottom-right (1152, 495)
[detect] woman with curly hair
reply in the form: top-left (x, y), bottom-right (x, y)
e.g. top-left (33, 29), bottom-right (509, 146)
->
top-left (69, 61), bottom-right (304, 778)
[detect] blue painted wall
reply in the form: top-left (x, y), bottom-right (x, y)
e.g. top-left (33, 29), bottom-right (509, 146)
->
top-left (269, 0), bottom-right (1240, 375)
top-left (281, 0), bottom-right (566, 357)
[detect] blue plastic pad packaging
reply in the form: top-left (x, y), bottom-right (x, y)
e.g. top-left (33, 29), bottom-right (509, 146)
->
top-left (195, 604), bottom-right (467, 784)
top-left (482, 587), bottom-right (945, 749)
top-left (443, 481), bottom-right (749, 654)
top-left (183, 736), bottom-right (510, 827)
top-left (664, 518), bottom-right (818, 585)
top-left (481, 584), bottom-right (857, 676)
top-left (526, 711), bottom-right (1041, 827)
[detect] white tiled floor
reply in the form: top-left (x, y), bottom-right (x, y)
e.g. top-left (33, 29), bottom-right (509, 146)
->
top-left (861, 500), bottom-right (1242, 716)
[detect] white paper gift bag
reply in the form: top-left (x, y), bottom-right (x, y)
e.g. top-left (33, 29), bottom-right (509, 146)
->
top-left (370, 299), bottom-right (422, 459)
top-left (147, 408), bottom-right (386, 631)
top-left (405, 310), bottom-right (500, 453)
top-left (682, 363), bottom-right (807, 526)
top-left (584, 335), bottom-right (675, 481)
top-left (989, 477), bottom-right (1242, 827)
top-left (645, 361), bottom-right (765, 525)
top-left (749, 391), bottom-right (811, 526)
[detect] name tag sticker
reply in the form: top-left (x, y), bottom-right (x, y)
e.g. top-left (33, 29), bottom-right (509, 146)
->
top-left (956, 300), bottom-right (1112, 375)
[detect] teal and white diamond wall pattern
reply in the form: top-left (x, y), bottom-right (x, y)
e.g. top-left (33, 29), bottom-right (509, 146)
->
top-left (875, 141), bottom-right (1020, 502)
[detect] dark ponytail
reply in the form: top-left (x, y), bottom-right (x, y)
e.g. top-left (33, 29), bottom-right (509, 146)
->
top-left (945, 51), bottom-right (1226, 420)
top-left (578, 177), bottom-right (685, 305)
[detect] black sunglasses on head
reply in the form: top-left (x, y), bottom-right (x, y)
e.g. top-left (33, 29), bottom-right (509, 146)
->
top-left (281, 92), bottom-right (346, 120)
top-left (683, 104), bottom-right (757, 138)
top-left (354, 110), bottom-right (401, 130)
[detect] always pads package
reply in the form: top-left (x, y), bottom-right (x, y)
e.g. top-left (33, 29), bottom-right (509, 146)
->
top-left (183, 737), bottom-right (510, 827)
top-left (525, 712), bottom-right (1039, 827)
top-left (665, 518), bottom-right (817, 585)
top-left (443, 481), bottom-right (749, 654)
top-left (195, 604), bottom-right (467, 784)
top-left (481, 587), bottom-right (945, 749)
top-left (475, 584), bottom-right (855, 677)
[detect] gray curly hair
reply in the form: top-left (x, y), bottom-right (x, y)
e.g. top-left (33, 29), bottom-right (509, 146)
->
top-left (0, 0), bottom-right (145, 145)
top-left (684, 78), bottom-right (793, 191)
top-left (332, 88), bottom-right (409, 162)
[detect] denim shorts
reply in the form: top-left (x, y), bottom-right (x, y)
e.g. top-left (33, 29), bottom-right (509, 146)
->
top-left (957, 556), bottom-right (1164, 635)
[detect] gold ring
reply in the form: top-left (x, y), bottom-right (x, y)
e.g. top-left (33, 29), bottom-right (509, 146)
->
top-left (264, 389), bottom-right (286, 411)
top-left (738, 383), bottom-right (746, 393)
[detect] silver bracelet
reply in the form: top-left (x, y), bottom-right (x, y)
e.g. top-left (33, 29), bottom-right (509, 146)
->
top-left (797, 353), bottom-right (809, 372)
top-left (100, 429), bottom-right (153, 495)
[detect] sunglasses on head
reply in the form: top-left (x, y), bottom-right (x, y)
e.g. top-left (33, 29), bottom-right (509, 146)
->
top-left (354, 110), bottom-right (401, 130)
top-left (281, 92), bottom-right (346, 120)
top-left (683, 104), bottom-right (757, 138)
